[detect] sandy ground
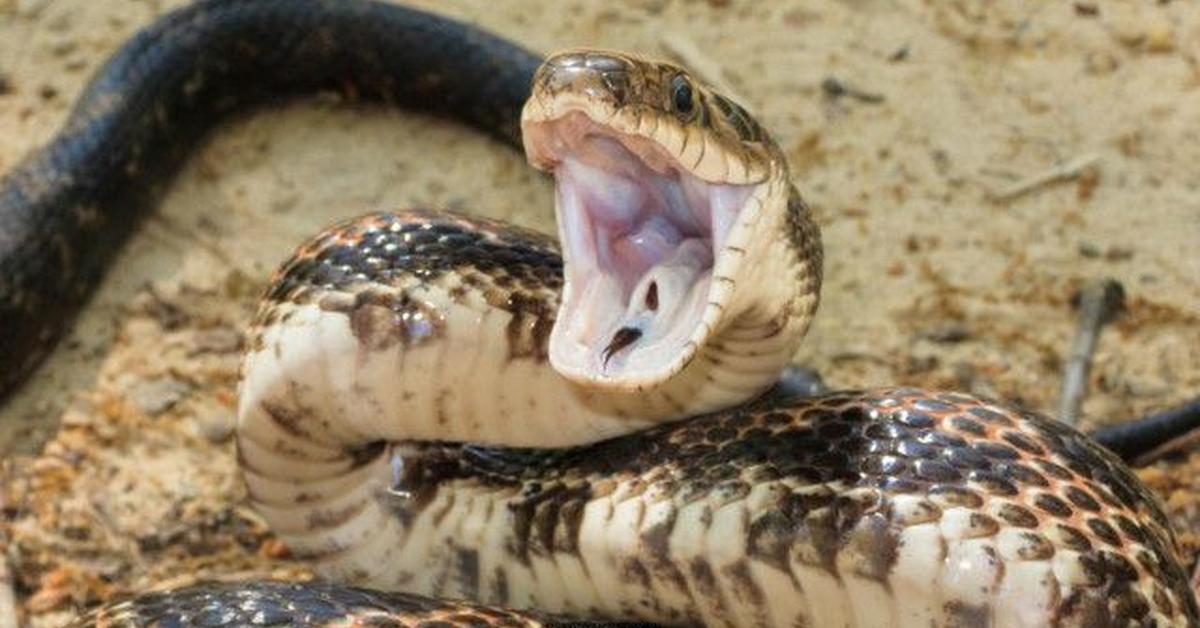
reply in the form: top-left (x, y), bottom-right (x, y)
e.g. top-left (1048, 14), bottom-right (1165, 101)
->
top-left (0, 0), bottom-right (1198, 624)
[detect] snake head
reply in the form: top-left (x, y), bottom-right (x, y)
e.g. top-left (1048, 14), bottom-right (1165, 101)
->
top-left (521, 51), bottom-right (819, 410)
top-left (524, 50), bottom-right (777, 183)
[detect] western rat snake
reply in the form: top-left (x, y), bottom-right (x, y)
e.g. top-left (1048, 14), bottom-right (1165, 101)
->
top-left (0, 0), bottom-right (1193, 626)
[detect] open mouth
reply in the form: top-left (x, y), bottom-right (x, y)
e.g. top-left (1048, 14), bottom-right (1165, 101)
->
top-left (524, 111), bottom-right (756, 385)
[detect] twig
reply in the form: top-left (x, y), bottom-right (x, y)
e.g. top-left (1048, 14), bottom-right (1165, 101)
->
top-left (659, 33), bottom-right (752, 109)
top-left (1132, 428), bottom-right (1200, 467)
top-left (829, 351), bottom-right (892, 366)
top-left (989, 153), bottom-right (1100, 201)
top-left (1058, 278), bottom-right (1125, 425)
top-left (821, 77), bottom-right (885, 104)
top-left (769, 365), bottom-right (828, 399)
top-left (1090, 396), bottom-right (1200, 464)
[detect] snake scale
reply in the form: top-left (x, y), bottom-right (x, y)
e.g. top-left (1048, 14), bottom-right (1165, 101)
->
top-left (0, 0), bottom-right (1194, 626)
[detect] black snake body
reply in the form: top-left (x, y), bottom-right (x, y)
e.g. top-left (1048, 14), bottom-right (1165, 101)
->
top-left (0, 0), bottom-right (537, 396)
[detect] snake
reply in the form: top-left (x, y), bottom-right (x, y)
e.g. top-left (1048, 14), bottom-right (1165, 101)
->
top-left (0, 0), bottom-right (1194, 626)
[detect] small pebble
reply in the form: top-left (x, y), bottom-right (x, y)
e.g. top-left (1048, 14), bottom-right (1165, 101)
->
top-left (1144, 23), bottom-right (1175, 53)
top-left (1084, 50), bottom-right (1119, 76)
top-left (1105, 246), bottom-right (1134, 262)
top-left (129, 377), bottom-right (191, 416)
top-left (772, 365), bottom-right (828, 398)
top-left (192, 398), bottom-right (235, 443)
top-left (259, 538), bottom-right (291, 559)
top-left (59, 408), bottom-right (93, 429)
top-left (190, 327), bottom-right (243, 354)
top-left (223, 269), bottom-right (260, 299)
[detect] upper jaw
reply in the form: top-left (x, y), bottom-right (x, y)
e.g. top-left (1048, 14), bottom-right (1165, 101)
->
top-left (523, 108), bottom-right (680, 177)
top-left (523, 96), bottom-right (770, 186)
top-left (522, 108), bottom-right (758, 388)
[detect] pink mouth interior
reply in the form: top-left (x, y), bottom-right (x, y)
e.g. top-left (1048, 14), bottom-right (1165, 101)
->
top-left (526, 112), bottom-right (754, 382)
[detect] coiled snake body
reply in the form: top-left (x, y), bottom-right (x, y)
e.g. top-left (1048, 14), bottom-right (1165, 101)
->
top-left (0, 0), bottom-right (1193, 626)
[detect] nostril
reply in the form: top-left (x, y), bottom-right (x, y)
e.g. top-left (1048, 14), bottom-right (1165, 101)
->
top-left (645, 281), bottom-right (658, 311)
top-left (600, 71), bottom-right (629, 105)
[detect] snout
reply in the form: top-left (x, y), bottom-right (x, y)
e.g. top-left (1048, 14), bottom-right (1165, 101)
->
top-left (533, 50), bottom-right (636, 108)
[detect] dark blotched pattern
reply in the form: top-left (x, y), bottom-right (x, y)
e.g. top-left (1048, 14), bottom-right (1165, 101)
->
top-left (265, 210), bottom-right (561, 305)
top-left (395, 388), bottom-right (1197, 624)
top-left (249, 210), bottom-right (563, 360)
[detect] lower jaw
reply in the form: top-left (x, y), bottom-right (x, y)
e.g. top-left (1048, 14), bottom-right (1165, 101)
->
top-left (551, 267), bottom-right (714, 381)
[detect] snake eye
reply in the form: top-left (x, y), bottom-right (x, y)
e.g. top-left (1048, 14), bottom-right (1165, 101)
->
top-left (670, 74), bottom-right (695, 119)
